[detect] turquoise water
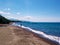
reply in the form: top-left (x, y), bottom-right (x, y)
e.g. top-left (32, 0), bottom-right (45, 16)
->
top-left (15, 21), bottom-right (60, 37)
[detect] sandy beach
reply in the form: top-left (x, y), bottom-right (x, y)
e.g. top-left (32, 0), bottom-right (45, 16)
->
top-left (0, 24), bottom-right (58, 45)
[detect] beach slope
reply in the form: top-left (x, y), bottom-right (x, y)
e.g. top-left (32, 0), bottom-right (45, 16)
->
top-left (0, 25), bottom-right (58, 45)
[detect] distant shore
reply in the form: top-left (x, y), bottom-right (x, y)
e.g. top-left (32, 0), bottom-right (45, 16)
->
top-left (0, 24), bottom-right (58, 45)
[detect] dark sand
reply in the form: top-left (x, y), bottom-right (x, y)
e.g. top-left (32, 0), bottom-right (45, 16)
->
top-left (0, 24), bottom-right (59, 45)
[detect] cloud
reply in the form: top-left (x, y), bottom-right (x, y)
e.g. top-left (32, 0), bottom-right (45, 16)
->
top-left (17, 16), bottom-right (37, 22)
top-left (3, 14), bottom-right (60, 22)
top-left (16, 16), bottom-right (60, 22)
top-left (0, 11), bottom-right (11, 15)
top-left (16, 12), bottom-right (21, 15)
top-left (6, 16), bottom-right (15, 19)
top-left (23, 16), bottom-right (32, 19)
top-left (4, 8), bottom-right (11, 11)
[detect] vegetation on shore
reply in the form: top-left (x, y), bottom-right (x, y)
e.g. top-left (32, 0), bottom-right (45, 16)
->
top-left (0, 14), bottom-right (11, 24)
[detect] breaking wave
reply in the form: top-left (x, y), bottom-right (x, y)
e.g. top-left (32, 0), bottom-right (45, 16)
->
top-left (12, 23), bottom-right (60, 45)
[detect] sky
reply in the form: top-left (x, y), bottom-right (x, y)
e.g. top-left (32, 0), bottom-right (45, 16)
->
top-left (0, 0), bottom-right (60, 22)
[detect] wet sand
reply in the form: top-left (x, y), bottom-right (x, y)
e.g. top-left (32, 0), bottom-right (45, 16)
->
top-left (0, 24), bottom-right (58, 45)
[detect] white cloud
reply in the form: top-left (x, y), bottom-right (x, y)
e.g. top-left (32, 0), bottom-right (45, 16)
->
top-left (16, 12), bottom-right (20, 15)
top-left (0, 10), bottom-right (59, 22)
top-left (16, 16), bottom-right (60, 22)
top-left (0, 11), bottom-right (11, 15)
top-left (7, 8), bottom-right (11, 10)
top-left (23, 16), bottom-right (32, 19)
top-left (0, 11), bottom-right (4, 14)
top-left (17, 16), bottom-right (38, 22)
top-left (3, 14), bottom-right (60, 22)
top-left (6, 16), bottom-right (15, 19)
top-left (4, 8), bottom-right (11, 11)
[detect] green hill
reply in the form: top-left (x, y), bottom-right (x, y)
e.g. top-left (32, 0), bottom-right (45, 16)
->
top-left (0, 15), bottom-right (11, 24)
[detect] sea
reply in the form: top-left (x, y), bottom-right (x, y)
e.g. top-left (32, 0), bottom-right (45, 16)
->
top-left (12, 21), bottom-right (60, 44)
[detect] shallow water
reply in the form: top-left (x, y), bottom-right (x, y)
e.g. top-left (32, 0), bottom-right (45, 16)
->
top-left (14, 22), bottom-right (60, 37)
top-left (12, 22), bottom-right (60, 44)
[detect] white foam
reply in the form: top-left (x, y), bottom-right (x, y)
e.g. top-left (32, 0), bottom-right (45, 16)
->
top-left (12, 23), bottom-right (21, 27)
top-left (21, 25), bottom-right (60, 44)
top-left (12, 23), bottom-right (60, 44)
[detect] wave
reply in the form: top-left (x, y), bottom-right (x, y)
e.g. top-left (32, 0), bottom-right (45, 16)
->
top-left (12, 23), bottom-right (60, 44)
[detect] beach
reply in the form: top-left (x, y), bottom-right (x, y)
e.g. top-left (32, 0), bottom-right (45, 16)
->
top-left (0, 24), bottom-right (58, 45)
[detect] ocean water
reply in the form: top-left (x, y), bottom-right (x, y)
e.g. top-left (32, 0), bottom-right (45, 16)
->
top-left (12, 21), bottom-right (60, 44)
top-left (14, 22), bottom-right (60, 37)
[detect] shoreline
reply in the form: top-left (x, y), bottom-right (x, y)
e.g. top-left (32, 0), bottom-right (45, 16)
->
top-left (0, 24), bottom-right (59, 45)
top-left (16, 25), bottom-right (59, 45)
top-left (12, 23), bottom-right (59, 44)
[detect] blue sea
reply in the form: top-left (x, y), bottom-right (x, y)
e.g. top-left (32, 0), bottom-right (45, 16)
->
top-left (12, 21), bottom-right (60, 44)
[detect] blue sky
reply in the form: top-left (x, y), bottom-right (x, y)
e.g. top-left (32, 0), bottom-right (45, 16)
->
top-left (0, 0), bottom-right (60, 22)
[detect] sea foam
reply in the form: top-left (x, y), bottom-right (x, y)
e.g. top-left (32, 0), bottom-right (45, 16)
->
top-left (12, 23), bottom-right (60, 45)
